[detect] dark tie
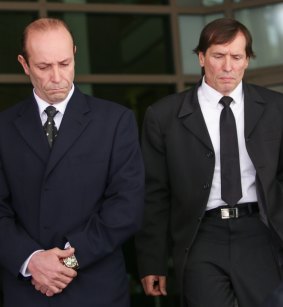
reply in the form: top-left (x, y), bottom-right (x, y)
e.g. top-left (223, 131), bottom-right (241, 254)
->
top-left (219, 96), bottom-right (242, 206)
top-left (43, 106), bottom-right (58, 148)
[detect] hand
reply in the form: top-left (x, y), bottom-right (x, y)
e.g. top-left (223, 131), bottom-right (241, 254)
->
top-left (28, 247), bottom-right (77, 297)
top-left (141, 275), bottom-right (167, 296)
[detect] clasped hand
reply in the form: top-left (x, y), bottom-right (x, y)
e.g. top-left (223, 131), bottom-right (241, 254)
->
top-left (28, 247), bottom-right (77, 297)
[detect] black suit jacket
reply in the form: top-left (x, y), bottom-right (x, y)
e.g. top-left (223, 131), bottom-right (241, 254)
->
top-left (0, 87), bottom-right (144, 307)
top-left (136, 81), bottom-right (283, 289)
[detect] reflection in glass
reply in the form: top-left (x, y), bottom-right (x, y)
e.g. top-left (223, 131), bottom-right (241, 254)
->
top-left (49, 0), bottom-right (167, 3)
top-left (235, 4), bottom-right (283, 69)
top-left (178, 14), bottom-right (223, 74)
top-left (176, 0), bottom-right (223, 6)
top-left (0, 12), bottom-right (38, 73)
top-left (0, 84), bottom-right (33, 111)
top-left (49, 13), bottom-right (173, 74)
top-left (84, 84), bottom-right (175, 128)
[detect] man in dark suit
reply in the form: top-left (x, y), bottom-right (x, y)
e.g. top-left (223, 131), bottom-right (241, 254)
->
top-left (136, 18), bottom-right (283, 307)
top-left (0, 17), bottom-right (144, 307)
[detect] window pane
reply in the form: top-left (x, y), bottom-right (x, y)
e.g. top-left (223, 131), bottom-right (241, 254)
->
top-left (176, 0), bottom-right (223, 6)
top-left (49, 0), bottom-right (168, 3)
top-left (178, 14), bottom-right (223, 74)
top-left (0, 0), bottom-right (37, 1)
top-left (268, 85), bottom-right (283, 94)
top-left (235, 4), bottom-right (283, 69)
top-left (49, 13), bottom-right (173, 74)
top-left (0, 12), bottom-right (38, 73)
top-left (0, 84), bottom-right (33, 111)
top-left (81, 84), bottom-right (175, 128)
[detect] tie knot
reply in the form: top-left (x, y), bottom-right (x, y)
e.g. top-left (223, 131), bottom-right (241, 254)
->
top-left (219, 96), bottom-right (233, 108)
top-left (44, 106), bottom-right (58, 118)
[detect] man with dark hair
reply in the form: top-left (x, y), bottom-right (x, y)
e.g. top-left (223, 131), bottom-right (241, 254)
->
top-left (136, 18), bottom-right (283, 307)
top-left (0, 17), bottom-right (144, 307)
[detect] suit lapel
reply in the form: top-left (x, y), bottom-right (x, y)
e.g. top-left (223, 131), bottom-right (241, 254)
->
top-left (243, 83), bottom-right (266, 138)
top-left (13, 97), bottom-right (50, 163)
top-left (178, 83), bottom-right (214, 151)
top-left (44, 88), bottom-right (92, 178)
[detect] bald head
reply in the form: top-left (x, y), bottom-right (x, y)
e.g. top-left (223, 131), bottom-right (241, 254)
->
top-left (21, 18), bottom-right (76, 64)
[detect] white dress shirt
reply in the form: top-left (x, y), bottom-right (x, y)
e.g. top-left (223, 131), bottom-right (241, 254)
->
top-left (198, 78), bottom-right (257, 211)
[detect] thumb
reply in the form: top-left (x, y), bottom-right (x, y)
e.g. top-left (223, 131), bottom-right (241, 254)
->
top-left (53, 247), bottom-right (75, 258)
top-left (159, 276), bottom-right (167, 295)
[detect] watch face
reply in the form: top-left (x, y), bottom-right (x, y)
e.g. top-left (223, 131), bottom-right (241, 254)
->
top-left (63, 255), bottom-right (79, 269)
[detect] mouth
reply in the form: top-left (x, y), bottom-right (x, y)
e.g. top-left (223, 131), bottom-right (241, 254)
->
top-left (219, 76), bottom-right (235, 82)
top-left (48, 87), bottom-right (67, 93)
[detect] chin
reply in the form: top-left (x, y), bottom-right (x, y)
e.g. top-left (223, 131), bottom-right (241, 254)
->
top-left (49, 95), bottom-right (68, 103)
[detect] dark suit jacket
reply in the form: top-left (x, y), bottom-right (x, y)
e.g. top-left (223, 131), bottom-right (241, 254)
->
top-left (136, 81), bottom-right (283, 290)
top-left (0, 87), bottom-right (144, 307)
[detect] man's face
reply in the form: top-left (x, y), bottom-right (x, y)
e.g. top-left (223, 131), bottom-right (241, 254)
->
top-left (18, 27), bottom-right (75, 104)
top-left (198, 32), bottom-right (249, 96)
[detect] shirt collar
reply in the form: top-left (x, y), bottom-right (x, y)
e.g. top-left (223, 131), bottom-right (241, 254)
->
top-left (200, 76), bottom-right (243, 106)
top-left (34, 84), bottom-right (75, 116)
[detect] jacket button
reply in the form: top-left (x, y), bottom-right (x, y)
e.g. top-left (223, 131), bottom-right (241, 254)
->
top-left (203, 183), bottom-right (210, 190)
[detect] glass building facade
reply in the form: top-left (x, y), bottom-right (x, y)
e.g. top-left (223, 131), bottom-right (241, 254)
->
top-left (0, 0), bottom-right (283, 306)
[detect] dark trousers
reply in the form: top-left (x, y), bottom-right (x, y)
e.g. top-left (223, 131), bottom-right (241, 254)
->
top-left (183, 212), bottom-right (281, 307)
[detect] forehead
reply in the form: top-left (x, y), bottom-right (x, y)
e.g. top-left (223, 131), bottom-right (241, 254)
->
top-left (208, 32), bottom-right (247, 54)
top-left (26, 27), bottom-right (74, 61)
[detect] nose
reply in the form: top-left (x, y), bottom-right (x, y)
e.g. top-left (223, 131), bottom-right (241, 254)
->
top-left (51, 66), bottom-right (61, 83)
top-left (223, 57), bottom-right (232, 72)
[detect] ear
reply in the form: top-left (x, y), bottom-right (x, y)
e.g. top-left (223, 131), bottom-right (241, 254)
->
top-left (198, 52), bottom-right (205, 67)
top-left (18, 55), bottom-right (30, 76)
top-left (245, 56), bottom-right (250, 69)
top-left (74, 45), bottom-right (77, 55)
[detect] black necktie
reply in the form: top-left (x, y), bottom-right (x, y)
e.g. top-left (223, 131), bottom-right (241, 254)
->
top-left (43, 106), bottom-right (58, 148)
top-left (219, 96), bottom-right (242, 206)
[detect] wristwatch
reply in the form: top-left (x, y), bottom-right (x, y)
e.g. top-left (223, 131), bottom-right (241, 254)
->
top-left (62, 254), bottom-right (79, 270)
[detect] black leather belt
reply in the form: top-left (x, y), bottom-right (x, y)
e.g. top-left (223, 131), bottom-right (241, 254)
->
top-left (205, 202), bottom-right (259, 219)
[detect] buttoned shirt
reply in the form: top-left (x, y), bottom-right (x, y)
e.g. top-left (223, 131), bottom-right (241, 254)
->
top-left (198, 78), bottom-right (257, 210)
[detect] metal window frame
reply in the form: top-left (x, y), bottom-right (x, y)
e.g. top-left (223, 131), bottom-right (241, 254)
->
top-left (0, 0), bottom-right (283, 92)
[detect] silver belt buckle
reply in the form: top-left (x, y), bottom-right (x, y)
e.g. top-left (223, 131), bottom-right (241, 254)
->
top-left (221, 207), bottom-right (239, 219)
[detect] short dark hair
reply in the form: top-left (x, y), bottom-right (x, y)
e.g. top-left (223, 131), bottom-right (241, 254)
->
top-left (20, 18), bottom-right (76, 64)
top-left (193, 18), bottom-right (256, 58)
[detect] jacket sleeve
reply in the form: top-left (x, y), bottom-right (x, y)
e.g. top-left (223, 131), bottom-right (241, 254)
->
top-left (0, 158), bottom-right (42, 277)
top-left (135, 106), bottom-right (170, 278)
top-left (66, 109), bottom-right (145, 269)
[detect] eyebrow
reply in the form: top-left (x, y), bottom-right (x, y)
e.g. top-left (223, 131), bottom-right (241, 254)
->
top-left (36, 58), bottom-right (72, 65)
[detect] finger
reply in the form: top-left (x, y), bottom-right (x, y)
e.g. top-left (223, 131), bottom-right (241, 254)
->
top-left (53, 247), bottom-right (75, 258)
top-left (54, 268), bottom-right (75, 283)
top-left (144, 276), bottom-right (166, 296)
top-left (158, 277), bottom-right (167, 296)
top-left (45, 285), bottom-right (63, 296)
top-left (39, 286), bottom-right (48, 295)
top-left (142, 276), bottom-right (157, 296)
top-left (50, 279), bottom-right (69, 290)
top-left (56, 265), bottom-right (78, 282)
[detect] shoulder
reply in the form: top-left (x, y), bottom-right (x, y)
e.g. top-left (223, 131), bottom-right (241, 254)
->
top-left (0, 96), bottom-right (33, 122)
top-left (150, 89), bottom-right (192, 112)
top-left (244, 83), bottom-right (283, 101)
top-left (146, 87), bottom-right (194, 122)
top-left (76, 87), bottom-right (132, 119)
